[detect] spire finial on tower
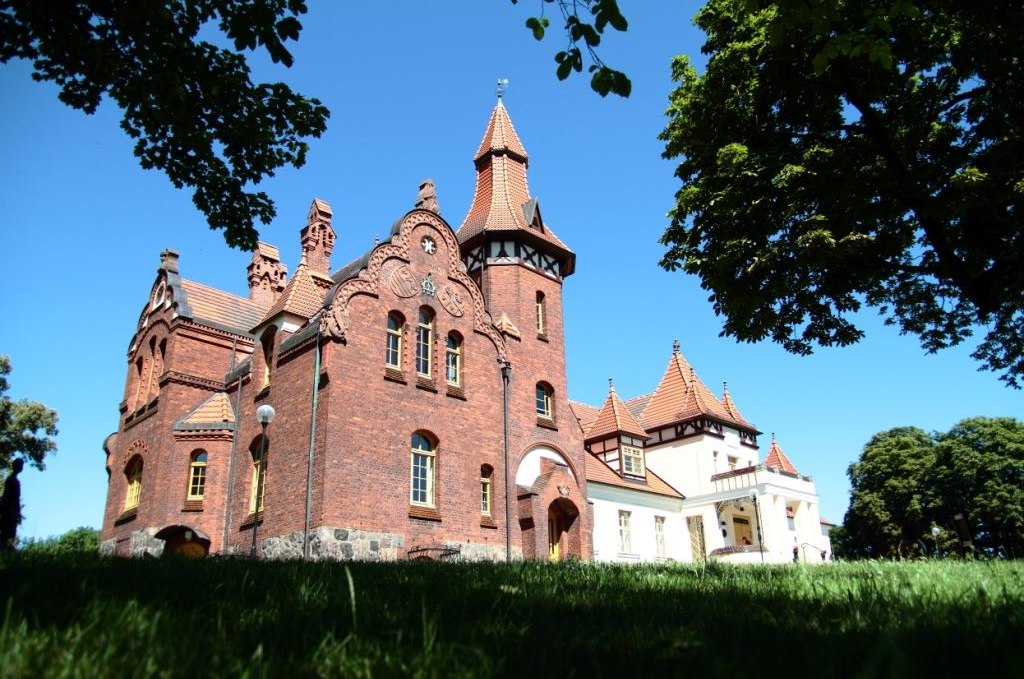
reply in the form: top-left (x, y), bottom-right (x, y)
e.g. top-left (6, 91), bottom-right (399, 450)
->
top-left (672, 338), bottom-right (681, 355)
top-left (496, 78), bottom-right (509, 100)
top-left (608, 377), bottom-right (614, 391)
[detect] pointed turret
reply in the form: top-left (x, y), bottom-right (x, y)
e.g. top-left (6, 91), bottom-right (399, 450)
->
top-left (640, 340), bottom-right (756, 432)
top-left (457, 100), bottom-right (574, 275)
top-left (253, 257), bottom-right (327, 332)
top-left (247, 242), bottom-right (287, 306)
top-left (764, 434), bottom-right (799, 474)
top-left (300, 198), bottom-right (336, 280)
top-left (721, 382), bottom-right (755, 429)
top-left (586, 379), bottom-right (649, 442)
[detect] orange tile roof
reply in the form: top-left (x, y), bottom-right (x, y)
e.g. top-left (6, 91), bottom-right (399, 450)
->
top-left (585, 454), bottom-right (683, 499)
top-left (586, 381), bottom-right (649, 441)
top-left (569, 400), bottom-right (601, 432)
top-left (257, 257), bottom-right (327, 328)
top-left (173, 392), bottom-right (235, 431)
top-left (721, 382), bottom-right (755, 429)
top-left (764, 435), bottom-right (799, 474)
top-left (473, 100), bottom-right (527, 162)
top-left (179, 279), bottom-right (269, 335)
top-left (456, 102), bottom-right (572, 254)
top-left (624, 393), bottom-right (651, 420)
top-left (640, 340), bottom-right (757, 432)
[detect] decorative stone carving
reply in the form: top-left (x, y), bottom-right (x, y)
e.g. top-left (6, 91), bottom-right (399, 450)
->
top-left (415, 178), bottom-right (440, 214)
top-left (438, 284), bottom-right (465, 317)
top-left (421, 273), bottom-right (437, 297)
top-left (321, 304), bottom-right (349, 342)
top-left (329, 211), bottom-right (509, 363)
top-left (388, 264), bottom-right (418, 298)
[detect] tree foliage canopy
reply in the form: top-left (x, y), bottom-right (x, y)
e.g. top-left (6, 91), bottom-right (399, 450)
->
top-left (659, 0), bottom-right (1024, 386)
top-left (0, 355), bottom-right (58, 471)
top-left (514, 0), bottom-right (631, 97)
top-left (0, 0), bottom-right (329, 250)
top-left (843, 418), bottom-right (1024, 558)
top-left (20, 526), bottom-right (99, 553)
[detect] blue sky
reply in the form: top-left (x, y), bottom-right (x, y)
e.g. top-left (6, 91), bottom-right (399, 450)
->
top-left (0, 2), bottom-right (1019, 540)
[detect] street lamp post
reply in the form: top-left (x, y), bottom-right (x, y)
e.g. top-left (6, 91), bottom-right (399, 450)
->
top-left (250, 404), bottom-right (276, 558)
top-left (749, 488), bottom-right (765, 564)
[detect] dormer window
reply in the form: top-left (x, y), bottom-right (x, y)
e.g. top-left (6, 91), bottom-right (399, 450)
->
top-left (621, 444), bottom-right (645, 476)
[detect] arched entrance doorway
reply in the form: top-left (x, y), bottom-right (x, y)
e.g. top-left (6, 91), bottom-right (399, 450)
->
top-left (154, 525), bottom-right (211, 558)
top-left (547, 497), bottom-right (579, 561)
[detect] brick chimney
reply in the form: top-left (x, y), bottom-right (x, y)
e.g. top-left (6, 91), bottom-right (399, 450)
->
top-left (300, 198), bottom-right (335, 275)
top-left (247, 242), bottom-right (287, 307)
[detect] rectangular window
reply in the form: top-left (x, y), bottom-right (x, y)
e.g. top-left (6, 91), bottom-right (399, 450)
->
top-left (386, 331), bottom-right (401, 368)
top-left (416, 326), bottom-right (432, 377)
top-left (249, 460), bottom-right (266, 514)
top-left (125, 475), bottom-right (141, 511)
top-left (445, 337), bottom-right (461, 386)
top-left (727, 455), bottom-right (738, 471)
top-left (621, 444), bottom-right (645, 476)
top-left (618, 510), bottom-right (632, 553)
top-left (655, 516), bottom-right (666, 558)
top-left (411, 450), bottom-right (435, 507)
top-left (536, 292), bottom-right (546, 335)
top-left (481, 475), bottom-right (491, 515)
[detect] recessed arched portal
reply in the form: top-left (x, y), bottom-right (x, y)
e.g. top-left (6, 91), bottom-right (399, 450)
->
top-left (154, 525), bottom-right (211, 558)
top-left (547, 497), bottom-right (580, 561)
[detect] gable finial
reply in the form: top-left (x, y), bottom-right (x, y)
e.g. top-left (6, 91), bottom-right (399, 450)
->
top-left (496, 78), bottom-right (509, 100)
top-left (672, 338), bottom-right (680, 355)
top-left (608, 377), bottom-right (614, 391)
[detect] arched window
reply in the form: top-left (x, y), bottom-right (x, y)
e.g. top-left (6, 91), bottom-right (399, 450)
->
top-left (536, 292), bottom-right (546, 335)
top-left (410, 432), bottom-right (436, 507)
top-left (124, 456), bottom-right (143, 511)
top-left (445, 332), bottom-right (462, 386)
top-left (480, 464), bottom-right (493, 516)
top-left (536, 382), bottom-right (554, 420)
top-left (386, 312), bottom-right (404, 369)
top-left (249, 444), bottom-right (267, 514)
top-left (130, 355), bottom-right (144, 411)
top-left (187, 450), bottom-right (208, 501)
top-left (416, 307), bottom-right (434, 377)
top-left (260, 327), bottom-right (277, 389)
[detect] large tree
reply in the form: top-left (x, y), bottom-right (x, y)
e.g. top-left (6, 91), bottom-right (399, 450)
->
top-left (843, 427), bottom-right (935, 557)
top-left (931, 417), bottom-right (1024, 557)
top-left (658, 0), bottom-right (1024, 386)
top-left (843, 418), bottom-right (1024, 558)
top-left (0, 0), bottom-right (329, 250)
top-left (0, 355), bottom-right (58, 471)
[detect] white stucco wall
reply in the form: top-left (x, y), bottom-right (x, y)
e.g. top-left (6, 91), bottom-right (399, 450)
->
top-left (588, 484), bottom-right (688, 563)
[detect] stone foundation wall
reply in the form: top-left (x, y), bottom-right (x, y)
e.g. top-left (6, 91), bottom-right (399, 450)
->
top-left (129, 527), bottom-right (165, 557)
top-left (259, 526), bottom-right (519, 562)
top-left (98, 538), bottom-right (117, 556)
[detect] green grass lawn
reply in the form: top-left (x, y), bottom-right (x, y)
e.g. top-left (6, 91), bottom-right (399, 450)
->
top-left (1, 555), bottom-right (1021, 677)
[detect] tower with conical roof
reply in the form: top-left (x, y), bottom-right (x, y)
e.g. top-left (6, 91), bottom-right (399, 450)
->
top-left (457, 97), bottom-right (590, 561)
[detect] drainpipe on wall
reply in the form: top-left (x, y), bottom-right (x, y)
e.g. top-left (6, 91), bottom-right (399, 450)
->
top-left (303, 318), bottom-right (323, 560)
top-left (500, 359), bottom-right (512, 562)
top-left (222, 337), bottom-right (243, 552)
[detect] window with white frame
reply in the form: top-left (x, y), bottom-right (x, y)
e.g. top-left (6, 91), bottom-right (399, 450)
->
top-left (536, 291), bottom-right (546, 335)
top-left (386, 312), bottom-right (404, 369)
top-left (536, 382), bottom-right (554, 420)
top-left (416, 308), bottom-right (434, 377)
top-left (618, 510), bottom-right (632, 553)
top-left (655, 515), bottom-right (666, 558)
top-left (621, 444), bottom-right (645, 476)
top-left (187, 450), bottom-right (207, 501)
top-left (410, 433), bottom-right (436, 507)
top-left (445, 332), bottom-right (462, 386)
top-left (480, 465), bottom-right (492, 516)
